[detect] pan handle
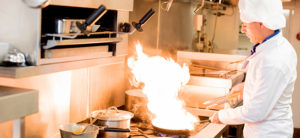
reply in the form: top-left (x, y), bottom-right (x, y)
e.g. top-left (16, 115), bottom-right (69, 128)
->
top-left (199, 119), bottom-right (211, 123)
top-left (105, 106), bottom-right (119, 114)
top-left (85, 5), bottom-right (106, 26)
top-left (139, 8), bottom-right (155, 25)
top-left (101, 128), bottom-right (131, 132)
top-left (132, 8), bottom-right (155, 32)
top-left (77, 5), bottom-right (107, 33)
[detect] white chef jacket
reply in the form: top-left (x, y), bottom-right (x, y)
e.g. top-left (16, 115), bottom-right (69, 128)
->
top-left (218, 32), bottom-right (297, 138)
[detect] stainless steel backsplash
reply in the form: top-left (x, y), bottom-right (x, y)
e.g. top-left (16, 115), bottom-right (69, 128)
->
top-left (129, 0), bottom-right (194, 58)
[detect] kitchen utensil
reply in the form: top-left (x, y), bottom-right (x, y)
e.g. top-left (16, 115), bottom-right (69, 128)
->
top-left (152, 125), bottom-right (190, 135)
top-left (132, 8), bottom-right (155, 32)
top-left (2, 48), bottom-right (26, 66)
top-left (98, 127), bottom-right (131, 132)
top-left (91, 106), bottom-right (133, 127)
top-left (55, 19), bottom-right (86, 34)
top-left (152, 120), bottom-right (210, 135)
top-left (79, 111), bottom-right (133, 135)
top-left (76, 112), bottom-right (101, 135)
top-left (203, 95), bottom-right (228, 105)
top-left (76, 5), bottom-right (107, 35)
top-left (91, 106), bottom-right (134, 138)
top-left (59, 123), bottom-right (99, 138)
top-left (115, 8), bottom-right (155, 35)
top-left (199, 119), bottom-right (211, 123)
top-left (203, 90), bottom-right (243, 108)
top-left (207, 100), bottom-right (243, 109)
top-left (119, 23), bottom-right (131, 33)
top-left (161, 0), bottom-right (173, 12)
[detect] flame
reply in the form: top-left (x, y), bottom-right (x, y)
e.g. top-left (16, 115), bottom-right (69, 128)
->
top-left (128, 42), bottom-right (199, 130)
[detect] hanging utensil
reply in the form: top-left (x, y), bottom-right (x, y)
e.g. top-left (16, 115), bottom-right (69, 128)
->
top-left (161, 0), bottom-right (173, 12)
top-left (76, 5), bottom-right (107, 36)
top-left (131, 8), bottom-right (155, 33)
top-left (74, 112), bottom-right (101, 135)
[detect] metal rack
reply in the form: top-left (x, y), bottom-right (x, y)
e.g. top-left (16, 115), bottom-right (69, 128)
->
top-left (42, 31), bottom-right (123, 49)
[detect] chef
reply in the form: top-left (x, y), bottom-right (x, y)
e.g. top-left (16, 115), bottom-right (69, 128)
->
top-left (211, 0), bottom-right (297, 137)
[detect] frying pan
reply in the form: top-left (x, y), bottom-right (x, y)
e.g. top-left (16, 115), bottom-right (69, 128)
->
top-left (152, 125), bottom-right (190, 135)
top-left (152, 120), bottom-right (210, 135)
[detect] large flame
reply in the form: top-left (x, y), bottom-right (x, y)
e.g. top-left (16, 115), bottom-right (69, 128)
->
top-left (128, 42), bottom-right (199, 130)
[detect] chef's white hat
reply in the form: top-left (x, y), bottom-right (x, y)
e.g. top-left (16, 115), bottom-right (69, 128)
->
top-left (238, 0), bottom-right (286, 30)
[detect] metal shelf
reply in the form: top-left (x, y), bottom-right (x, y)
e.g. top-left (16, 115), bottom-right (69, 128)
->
top-left (42, 31), bottom-right (119, 38)
top-left (43, 37), bottom-right (122, 49)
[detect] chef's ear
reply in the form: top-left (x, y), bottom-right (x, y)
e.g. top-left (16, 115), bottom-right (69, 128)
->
top-left (23, 0), bottom-right (51, 8)
top-left (241, 22), bottom-right (247, 33)
top-left (259, 22), bottom-right (266, 29)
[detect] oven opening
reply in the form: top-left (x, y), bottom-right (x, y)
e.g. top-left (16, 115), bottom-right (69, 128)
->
top-left (40, 5), bottom-right (119, 62)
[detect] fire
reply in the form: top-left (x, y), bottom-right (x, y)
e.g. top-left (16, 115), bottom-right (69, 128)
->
top-left (128, 42), bottom-right (199, 130)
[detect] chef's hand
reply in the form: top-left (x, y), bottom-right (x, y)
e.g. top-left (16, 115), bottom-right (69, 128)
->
top-left (211, 112), bottom-right (222, 124)
top-left (228, 82), bottom-right (244, 107)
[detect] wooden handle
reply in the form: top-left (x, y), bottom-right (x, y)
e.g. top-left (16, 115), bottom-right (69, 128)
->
top-left (227, 90), bottom-right (243, 100)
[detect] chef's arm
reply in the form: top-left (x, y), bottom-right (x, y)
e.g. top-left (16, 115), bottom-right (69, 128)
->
top-left (218, 66), bottom-right (288, 125)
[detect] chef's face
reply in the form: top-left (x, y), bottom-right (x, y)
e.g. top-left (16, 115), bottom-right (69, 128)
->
top-left (241, 22), bottom-right (263, 44)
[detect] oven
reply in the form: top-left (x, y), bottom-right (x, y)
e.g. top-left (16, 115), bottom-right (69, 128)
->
top-left (0, 0), bottom-right (134, 66)
top-left (40, 5), bottom-right (119, 64)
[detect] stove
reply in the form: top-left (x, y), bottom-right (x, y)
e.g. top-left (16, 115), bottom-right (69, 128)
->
top-left (79, 107), bottom-right (227, 138)
top-left (128, 120), bottom-right (210, 138)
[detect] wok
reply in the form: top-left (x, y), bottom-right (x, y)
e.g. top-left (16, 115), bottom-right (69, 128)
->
top-left (151, 120), bottom-right (210, 135)
top-left (152, 125), bottom-right (190, 135)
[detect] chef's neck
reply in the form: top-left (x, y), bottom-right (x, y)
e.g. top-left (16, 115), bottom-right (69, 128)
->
top-left (257, 28), bottom-right (275, 44)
